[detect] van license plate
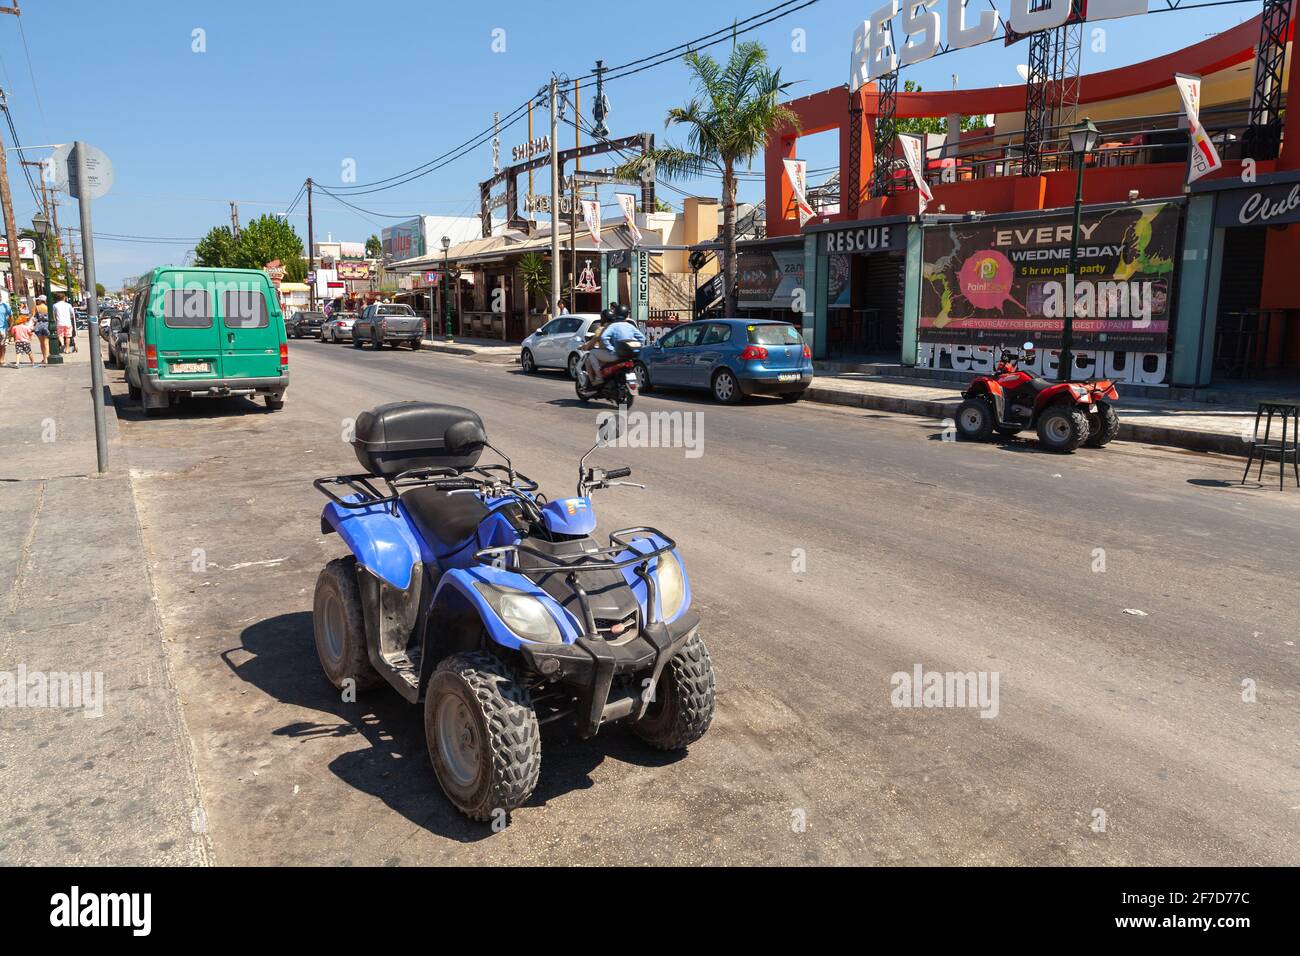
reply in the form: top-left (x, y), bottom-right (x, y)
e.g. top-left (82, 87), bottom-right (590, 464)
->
top-left (173, 362), bottom-right (210, 374)
top-left (778, 373), bottom-right (798, 382)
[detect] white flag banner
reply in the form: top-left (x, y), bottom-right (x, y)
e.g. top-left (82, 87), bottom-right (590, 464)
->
top-left (783, 158), bottom-right (813, 226)
top-left (1174, 73), bottom-right (1223, 184)
top-left (897, 134), bottom-right (933, 213)
top-left (581, 199), bottom-right (602, 247)
top-left (617, 193), bottom-right (642, 245)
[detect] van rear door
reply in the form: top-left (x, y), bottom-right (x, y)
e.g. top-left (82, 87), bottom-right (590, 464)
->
top-left (218, 282), bottom-right (281, 379)
top-left (156, 280), bottom-right (223, 382)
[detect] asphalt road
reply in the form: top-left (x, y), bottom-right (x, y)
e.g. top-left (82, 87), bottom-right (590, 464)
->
top-left (108, 338), bottom-right (1299, 865)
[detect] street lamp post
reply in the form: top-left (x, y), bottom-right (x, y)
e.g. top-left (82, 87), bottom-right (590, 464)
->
top-left (1060, 117), bottom-right (1100, 382)
top-left (31, 212), bottom-right (61, 364)
top-left (441, 235), bottom-right (453, 341)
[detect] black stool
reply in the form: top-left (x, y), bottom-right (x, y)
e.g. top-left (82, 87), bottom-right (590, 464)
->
top-left (1241, 399), bottom-right (1300, 490)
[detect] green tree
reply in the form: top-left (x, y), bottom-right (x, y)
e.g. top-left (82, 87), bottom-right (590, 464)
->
top-left (625, 41), bottom-right (799, 315)
top-left (365, 234), bottom-right (382, 258)
top-left (194, 226), bottom-right (238, 267)
top-left (95, 282), bottom-right (105, 298)
top-left (234, 214), bottom-right (304, 270)
top-left (284, 256), bottom-right (307, 283)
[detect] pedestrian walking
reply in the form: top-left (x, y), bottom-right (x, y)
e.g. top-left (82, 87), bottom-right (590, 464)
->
top-left (52, 293), bottom-right (75, 353)
top-left (33, 295), bottom-right (51, 365)
top-left (10, 312), bottom-right (36, 367)
top-left (0, 293), bottom-right (10, 367)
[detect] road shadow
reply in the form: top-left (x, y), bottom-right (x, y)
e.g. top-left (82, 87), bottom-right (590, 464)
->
top-left (227, 611), bottom-right (666, 838)
top-left (108, 390), bottom-right (271, 421)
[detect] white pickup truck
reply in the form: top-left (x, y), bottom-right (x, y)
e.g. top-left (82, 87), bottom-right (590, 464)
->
top-left (352, 303), bottom-right (426, 350)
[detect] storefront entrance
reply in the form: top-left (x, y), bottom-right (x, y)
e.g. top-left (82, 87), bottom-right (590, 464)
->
top-left (1206, 173), bottom-right (1300, 382)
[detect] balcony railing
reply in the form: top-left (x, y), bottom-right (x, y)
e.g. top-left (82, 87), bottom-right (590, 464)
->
top-left (879, 105), bottom-right (1257, 190)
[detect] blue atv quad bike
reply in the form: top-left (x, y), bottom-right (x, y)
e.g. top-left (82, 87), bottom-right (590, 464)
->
top-left (312, 402), bottom-right (715, 821)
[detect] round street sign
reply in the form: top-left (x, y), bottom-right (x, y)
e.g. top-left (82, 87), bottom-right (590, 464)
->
top-left (49, 143), bottom-right (115, 200)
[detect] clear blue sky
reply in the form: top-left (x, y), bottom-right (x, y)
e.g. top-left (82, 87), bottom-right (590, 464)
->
top-left (0, 0), bottom-right (1254, 287)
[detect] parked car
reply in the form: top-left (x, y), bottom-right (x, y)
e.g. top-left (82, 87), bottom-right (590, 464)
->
top-left (124, 266), bottom-right (289, 415)
top-left (520, 313), bottom-right (604, 378)
top-left (634, 318), bottom-right (813, 404)
top-left (287, 310), bottom-right (327, 338)
top-left (321, 311), bottom-right (358, 343)
top-left (352, 302), bottom-right (424, 349)
top-left (105, 311), bottom-right (131, 368)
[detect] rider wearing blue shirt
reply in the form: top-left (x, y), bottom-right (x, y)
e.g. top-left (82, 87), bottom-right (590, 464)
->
top-left (584, 305), bottom-right (645, 383)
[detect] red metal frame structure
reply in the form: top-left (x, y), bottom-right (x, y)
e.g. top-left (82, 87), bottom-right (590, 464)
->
top-left (766, 13), bottom-right (1298, 237)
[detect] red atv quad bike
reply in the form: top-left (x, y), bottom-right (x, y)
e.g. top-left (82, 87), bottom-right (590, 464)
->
top-left (955, 343), bottom-right (1120, 453)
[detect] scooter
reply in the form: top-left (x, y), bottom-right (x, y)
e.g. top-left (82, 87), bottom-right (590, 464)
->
top-left (574, 338), bottom-right (642, 408)
top-left (955, 342), bottom-right (1120, 453)
top-left (312, 402), bottom-right (714, 821)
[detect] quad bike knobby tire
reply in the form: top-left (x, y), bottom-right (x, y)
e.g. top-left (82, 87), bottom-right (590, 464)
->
top-left (955, 396), bottom-right (996, 441)
top-left (631, 634), bottom-right (716, 750)
top-left (312, 556), bottom-right (383, 691)
top-left (426, 652), bottom-right (541, 821)
top-left (1085, 401), bottom-right (1119, 448)
top-left (1036, 404), bottom-right (1090, 453)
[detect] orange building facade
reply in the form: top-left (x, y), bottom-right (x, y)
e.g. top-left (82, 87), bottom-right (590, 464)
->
top-left (765, 10), bottom-right (1300, 388)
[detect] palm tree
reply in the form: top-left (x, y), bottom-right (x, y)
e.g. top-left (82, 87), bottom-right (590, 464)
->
top-left (629, 42), bottom-right (799, 315)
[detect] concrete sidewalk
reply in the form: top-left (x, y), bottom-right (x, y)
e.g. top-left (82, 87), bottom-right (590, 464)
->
top-left (420, 334), bottom-right (519, 363)
top-left (0, 343), bottom-right (209, 864)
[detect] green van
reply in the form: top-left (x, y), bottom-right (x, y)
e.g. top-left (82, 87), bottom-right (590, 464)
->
top-left (124, 267), bottom-right (289, 415)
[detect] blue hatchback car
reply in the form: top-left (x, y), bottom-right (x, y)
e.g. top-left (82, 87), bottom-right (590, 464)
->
top-left (634, 319), bottom-right (814, 404)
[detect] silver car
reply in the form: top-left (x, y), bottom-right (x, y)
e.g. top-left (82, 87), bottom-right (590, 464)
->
top-left (322, 311), bottom-right (358, 343)
top-left (520, 314), bottom-right (603, 378)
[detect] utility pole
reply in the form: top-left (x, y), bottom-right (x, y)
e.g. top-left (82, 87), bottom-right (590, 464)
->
top-left (571, 82), bottom-right (580, 313)
top-left (549, 76), bottom-right (560, 317)
top-left (229, 200), bottom-right (240, 239)
top-left (306, 178), bottom-right (315, 311)
top-left (0, 113), bottom-right (29, 318)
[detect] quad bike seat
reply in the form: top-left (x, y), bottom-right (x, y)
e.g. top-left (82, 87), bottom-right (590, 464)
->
top-left (400, 486), bottom-right (490, 555)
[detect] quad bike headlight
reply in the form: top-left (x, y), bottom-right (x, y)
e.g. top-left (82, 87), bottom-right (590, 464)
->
top-left (655, 552), bottom-right (687, 621)
top-left (474, 583), bottom-right (564, 644)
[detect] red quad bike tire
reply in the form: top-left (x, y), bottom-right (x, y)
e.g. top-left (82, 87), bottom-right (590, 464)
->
top-left (1085, 401), bottom-right (1120, 448)
top-left (1036, 404), bottom-right (1090, 453)
top-left (955, 396), bottom-right (996, 441)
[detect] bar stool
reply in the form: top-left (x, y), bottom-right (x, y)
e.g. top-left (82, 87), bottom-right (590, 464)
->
top-left (1241, 399), bottom-right (1300, 490)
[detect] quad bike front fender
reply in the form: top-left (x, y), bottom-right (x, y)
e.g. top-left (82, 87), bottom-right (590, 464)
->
top-left (614, 533), bottom-right (693, 626)
top-left (321, 500), bottom-right (421, 591)
top-left (429, 564), bottom-right (585, 652)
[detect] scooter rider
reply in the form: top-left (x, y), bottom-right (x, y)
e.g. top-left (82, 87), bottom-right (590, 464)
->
top-left (580, 303), bottom-right (645, 385)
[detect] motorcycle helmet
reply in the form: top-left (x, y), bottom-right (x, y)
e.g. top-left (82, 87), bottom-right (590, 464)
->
top-left (599, 306), bottom-right (616, 324)
top-left (615, 303), bottom-right (630, 321)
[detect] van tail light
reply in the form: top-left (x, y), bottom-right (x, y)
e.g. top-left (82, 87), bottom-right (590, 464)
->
top-left (739, 345), bottom-right (768, 361)
top-left (802, 344), bottom-right (812, 359)
top-left (280, 342), bottom-right (289, 366)
top-left (145, 344), bottom-right (158, 372)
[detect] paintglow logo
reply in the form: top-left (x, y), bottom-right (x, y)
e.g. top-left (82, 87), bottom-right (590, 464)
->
top-left (890, 664), bottom-right (1000, 718)
top-left (597, 406), bottom-right (704, 459)
top-left (50, 886), bottom-right (151, 936)
top-left (0, 666), bottom-right (104, 718)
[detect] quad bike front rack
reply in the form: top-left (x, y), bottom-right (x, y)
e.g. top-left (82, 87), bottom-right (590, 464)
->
top-left (474, 527), bottom-right (676, 633)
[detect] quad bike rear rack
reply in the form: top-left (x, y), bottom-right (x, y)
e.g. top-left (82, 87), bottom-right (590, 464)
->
top-left (313, 465), bottom-right (538, 516)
